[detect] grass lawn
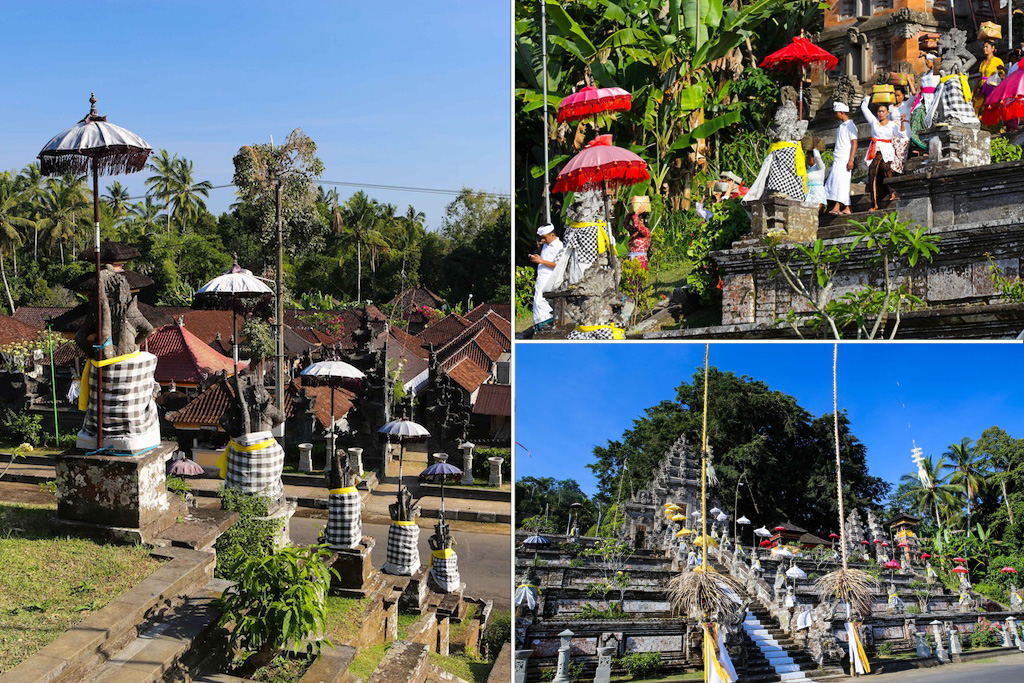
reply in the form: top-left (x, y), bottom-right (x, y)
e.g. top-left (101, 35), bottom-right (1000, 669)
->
top-left (429, 651), bottom-right (493, 683)
top-left (323, 595), bottom-right (371, 642)
top-left (348, 642), bottom-right (391, 680)
top-left (397, 613), bottom-right (420, 641)
top-left (0, 502), bottom-right (163, 674)
top-left (450, 602), bottom-right (480, 640)
top-left (650, 260), bottom-right (692, 300)
top-left (610, 671), bottom-right (703, 682)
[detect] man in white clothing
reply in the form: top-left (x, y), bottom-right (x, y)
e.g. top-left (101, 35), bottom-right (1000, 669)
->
top-left (530, 224), bottom-right (563, 326)
top-left (824, 102), bottom-right (858, 215)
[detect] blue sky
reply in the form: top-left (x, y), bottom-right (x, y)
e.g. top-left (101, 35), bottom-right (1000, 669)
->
top-left (0, 1), bottom-right (510, 230)
top-left (515, 343), bottom-right (1024, 496)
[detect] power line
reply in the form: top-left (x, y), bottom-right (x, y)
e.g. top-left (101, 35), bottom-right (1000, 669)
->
top-left (125, 180), bottom-right (509, 202)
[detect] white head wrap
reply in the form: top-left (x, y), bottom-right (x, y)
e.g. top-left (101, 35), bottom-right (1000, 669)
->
top-left (537, 224), bottom-right (554, 236)
top-left (833, 102), bottom-right (850, 113)
top-left (925, 53), bottom-right (937, 62)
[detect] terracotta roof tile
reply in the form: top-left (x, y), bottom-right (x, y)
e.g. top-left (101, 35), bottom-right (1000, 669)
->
top-left (286, 379), bottom-right (355, 430)
top-left (0, 314), bottom-right (42, 346)
top-left (10, 306), bottom-right (70, 329)
top-left (166, 378), bottom-right (235, 427)
top-left (387, 287), bottom-right (446, 314)
top-left (473, 383), bottom-right (510, 416)
top-left (416, 314), bottom-right (471, 349)
top-left (145, 323), bottom-right (239, 385)
top-left (446, 357), bottom-right (489, 394)
top-left (389, 326), bottom-right (429, 360)
top-left (465, 302), bottom-right (512, 325)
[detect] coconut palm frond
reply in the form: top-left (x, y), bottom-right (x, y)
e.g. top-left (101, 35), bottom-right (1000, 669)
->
top-left (814, 568), bottom-right (878, 618)
top-left (669, 567), bottom-right (745, 622)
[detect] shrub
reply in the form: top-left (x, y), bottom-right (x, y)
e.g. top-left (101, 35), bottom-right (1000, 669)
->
top-left (481, 609), bottom-right (511, 660)
top-left (166, 476), bottom-right (192, 502)
top-left (515, 265), bottom-right (536, 319)
top-left (618, 651), bottom-right (662, 679)
top-left (991, 136), bottom-right (1023, 163)
top-left (906, 604), bottom-right (922, 614)
top-left (216, 544), bottom-right (336, 677)
top-left (620, 259), bottom-right (657, 324)
top-left (214, 489), bottom-right (285, 581)
top-left (877, 643), bottom-right (894, 657)
top-left (969, 618), bottom-right (1002, 648)
top-left (1, 409), bottom-right (41, 445)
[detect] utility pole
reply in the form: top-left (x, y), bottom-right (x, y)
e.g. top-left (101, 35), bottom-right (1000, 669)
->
top-left (275, 178), bottom-right (285, 442)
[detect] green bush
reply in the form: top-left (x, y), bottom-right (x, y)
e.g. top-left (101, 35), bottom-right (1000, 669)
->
top-left (906, 604), bottom-right (922, 614)
top-left (214, 489), bottom-right (285, 581)
top-left (618, 651), bottom-right (662, 679)
top-left (216, 545), bottom-right (336, 677)
top-left (515, 265), bottom-right (536, 319)
top-left (877, 643), bottom-right (894, 657)
top-left (991, 136), bottom-right (1023, 163)
top-left (166, 476), bottom-right (192, 502)
top-left (969, 618), bottom-right (1002, 648)
top-left (481, 609), bottom-right (511, 660)
top-left (1, 409), bottom-right (41, 445)
top-left (473, 447), bottom-right (510, 483)
top-left (620, 259), bottom-right (656, 324)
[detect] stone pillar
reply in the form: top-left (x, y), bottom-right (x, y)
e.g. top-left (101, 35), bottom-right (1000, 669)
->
top-left (323, 432), bottom-right (334, 473)
top-left (1003, 619), bottom-right (1015, 648)
top-left (948, 626), bottom-right (962, 658)
top-left (514, 649), bottom-right (532, 683)
top-left (915, 631), bottom-right (931, 657)
top-left (552, 629), bottom-right (574, 683)
top-left (348, 447), bottom-right (363, 476)
top-left (488, 456), bottom-right (504, 487)
top-left (298, 442), bottom-right (314, 473)
top-left (460, 441), bottom-right (475, 485)
top-left (931, 621), bottom-right (949, 663)
top-left (594, 645), bottom-right (615, 683)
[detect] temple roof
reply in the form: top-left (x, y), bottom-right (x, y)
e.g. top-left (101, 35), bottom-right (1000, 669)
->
top-left (146, 322), bottom-right (240, 385)
top-left (472, 383), bottom-right (511, 416)
top-left (417, 314), bottom-right (471, 349)
top-left (388, 286), bottom-right (446, 315)
top-left (0, 314), bottom-right (41, 346)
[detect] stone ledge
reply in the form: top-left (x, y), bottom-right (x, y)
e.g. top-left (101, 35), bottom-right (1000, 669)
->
top-left (367, 640), bottom-right (429, 683)
top-left (299, 644), bottom-right (357, 683)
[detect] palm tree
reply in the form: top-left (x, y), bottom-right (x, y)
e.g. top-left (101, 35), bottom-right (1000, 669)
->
top-left (897, 455), bottom-right (960, 528)
top-left (943, 437), bottom-right (989, 531)
top-left (16, 163), bottom-right (44, 260)
top-left (145, 150), bottom-right (212, 232)
top-left (38, 177), bottom-right (89, 267)
top-left (0, 173), bottom-right (33, 314)
top-left (341, 191), bottom-right (390, 303)
top-left (104, 181), bottom-right (131, 225)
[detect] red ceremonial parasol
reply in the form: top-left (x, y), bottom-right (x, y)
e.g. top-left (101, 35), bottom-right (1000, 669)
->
top-left (558, 85), bottom-right (632, 124)
top-left (760, 30), bottom-right (838, 119)
top-left (952, 566), bottom-right (969, 574)
top-left (873, 539), bottom-right (883, 545)
top-left (829, 533), bottom-right (840, 539)
top-left (552, 134), bottom-right (649, 193)
top-left (897, 542), bottom-right (908, 548)
top-left (954, 557), bottom-right (967, 563)
top-left (885, 559), bottom-right (901, 569)
top-left (760, 540), bottom-right (772, 547)
top-left (860, 540), bottom-right (870, 545)
top-left (774, 526), bottom-right (787, 531)
top-left (921, 552), bottom-right (932, 559)
top-left (1001, 567), bottom-right (1018, 574)
top-left (881, 542), bottom-right (890, 548)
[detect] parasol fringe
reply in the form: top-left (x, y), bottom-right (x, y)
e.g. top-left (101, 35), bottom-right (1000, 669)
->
top-left (552, 163), bottom-right (650, 194)
top-left (557, 95), bottom-right (632, 124)
top-left (298, 375), bottom-right (363, 390)
top-left (38, 148), bottom-right (151, 178)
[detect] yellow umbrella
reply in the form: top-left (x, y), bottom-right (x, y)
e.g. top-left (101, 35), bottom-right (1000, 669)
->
top-left (692, 534), bottom-right (719, 548)
top-left (671, 513), bottom-right (687, 522)
top-left (664, 503), bottom-right (682, 511)
top-left (676, 528), bottom-right (695, 537)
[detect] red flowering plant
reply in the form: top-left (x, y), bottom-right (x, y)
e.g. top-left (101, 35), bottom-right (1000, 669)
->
top-left (415, 305), bottom-right (443, 325)
top-left (299, 313), bottom-right (345, 337)
top-left (968, 617), bottom-right (1002, 648)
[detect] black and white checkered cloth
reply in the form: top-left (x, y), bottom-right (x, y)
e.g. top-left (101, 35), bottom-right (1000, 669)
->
top-left (564, 224), bottom-right (600, 266)
top-left (224, 431), bottom-right (285, 501)
top-left (324, 488), bottom-right (362, 550)
top-left (567, 327), bottom-right (614, 340)
top-left (428, 548), bottom-right (461, 593)
top-left (77, 351), bottom-right (161, 453)
top-left (937, 77), bottom-right (979, 126)
top-left (382, 521), bottom-right (421, 575)
top-left (765, 147), bottom-right (805, 201)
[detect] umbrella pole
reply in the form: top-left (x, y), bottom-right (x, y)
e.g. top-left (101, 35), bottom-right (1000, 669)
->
top-left (232, 309), bottom-right (238, 377)
top-left (330, 387), bottom-right (336, 471)
top-left (397, 442), bottom-right (405, 508)
top-left (541, 0), bottom-right (551, 225)
top-left (92, 164), bottom-right (103, 450)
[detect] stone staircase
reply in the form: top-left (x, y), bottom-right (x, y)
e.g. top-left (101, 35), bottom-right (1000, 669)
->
top-left (740, 610), bottom-right (819, 683)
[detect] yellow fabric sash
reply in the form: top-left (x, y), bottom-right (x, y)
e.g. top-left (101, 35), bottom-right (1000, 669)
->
top-left (703, 623), bottom-right (733, 683)
top-left (573, 324), bottom-right (625, 340)
top-left (432, 548), bottom-right (454, 560)
top-left (78, 351), bottom-right (142, 412)
top-left (941, 73), bottom-right (972, 103)
top-left (769, 141), bottom-right (807, 193)
top-left (851, 622), bottom-right (871, 673)
top-left (393, 520), bottom-right (417, 527)
top-left (330, 487), bottom-right (358, 495)
top-left (228, 437), bottom-right (277, 453)
top-left (517, 583), bottom-right (541, 593)
top-left (569, 221), bottom-right (610, 254)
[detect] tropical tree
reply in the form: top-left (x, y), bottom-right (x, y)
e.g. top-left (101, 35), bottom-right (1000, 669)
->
top-left (943, 437), bottom-right (990, 530)
top-left (340, 191), bottom-right (390, 302)
top-left (145, 150), bottom-right (213, 232)
top-left (0, 173), bottom-right (33, 313)
top-left (104, 181), bottom-right (132, 224)
top-left (37, 176), bottom-right (89, 267)
top-left (975, 426), bottom-right (1024, 527)
top-left (15, 163), bottom-right (45, 259)
top-left (896, 455), bottom-right (960, 528)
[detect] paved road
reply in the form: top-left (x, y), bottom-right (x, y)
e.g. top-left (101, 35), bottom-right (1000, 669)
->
top-left (868, 657), bottom-right (1024, 681)
top-left (289, 516), bottom-right (511, 610)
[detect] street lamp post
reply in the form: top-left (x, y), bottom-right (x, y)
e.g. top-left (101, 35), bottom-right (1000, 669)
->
top-left (734, 471), bottom-right (748, 546)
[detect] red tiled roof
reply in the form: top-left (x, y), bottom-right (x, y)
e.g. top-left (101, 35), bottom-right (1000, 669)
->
top-left (473, 383), bottom-right (511, 416)
top-left (10, 306), bottom-right (70, 329)
top-left (178, 310), bottom-right (236, 350)
top-left (446, 358), bottom-right (489, 394)
top-left (387, 287), bottom-right (446, 314)
top-left (286, 379), bottom-right (355, 430)
top-left (53, 341), bottom-right (85, 367)
top-left (0, 314), bottom-right (42, 346)
top-left (389, 326), bottom-right (429, 360)
top-left (465, 302), bottom-right (512, 325)
top-left (285, 306), bottom-right (386, 347)
top-left (416, 314), bottom-right (471, 349)
top-left (145, 323), bottom-right (239, 385)
top-left (166, 378), bottom-right (235, 428)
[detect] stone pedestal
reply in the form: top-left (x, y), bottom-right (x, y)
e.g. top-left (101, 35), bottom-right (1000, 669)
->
top-left (298, 442), bottom-right (314, 473)
top-left (54, 441), bottom-right (185, 544)
top-left (323, 432), bottom-right (334, 473)
top-left (923, 125), bottom-right (991, 170)
top-left (915, 631), bottom-right (931, 657)
top-left (747, 196), bottom-right (819, 244)
top-left (514, 650), bottom-right (532, 683)
top-left (348, 447), bottom-right (364, 475)
top-left (460, 442), bottom-right (475, 485)
top-left (1003, 620), bottom-right (1015, 648)
top-left (948, 627), bottom-right (962, 660)
top-left (400, 566), bottom-right (431, 615)
top-left (551, 629), bottom-right (574, 683)
top-left (488, 456), bottom-right (504, 487)
top-left (327, 537), bottom-right (382, 599)
top-left (594, 645), bottom-right (615, 683)
top-left (931, 621), bottom-right (949, 663)
top-left (259, 499), bottom-right (296, 549)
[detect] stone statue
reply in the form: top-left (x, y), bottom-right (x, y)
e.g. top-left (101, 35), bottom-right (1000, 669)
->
top-left (744, 101), bottom-right (810, 204)
top-left (925, 28), bottom-right (980, 129)
top-left (220, 372), bottom-right (287, 503)
top-left (320, 446), bottom-right (362, 550)
top-left (562, 188), bottom-right (612, 285)
top-left (75, 265), bottom-right (160, 453)
top-left (427, 518), bottom-right (462, 593)
top-left (1010, 583), bottom-right (1023, 610)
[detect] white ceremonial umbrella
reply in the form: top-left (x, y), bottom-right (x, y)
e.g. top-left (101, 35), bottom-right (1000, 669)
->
top-left (754, 526), bottom-right (772, 538)
top-left (195, 258), bottom-right (274, 376)
top-left (379, 417), bottom-right (431, 514)
top-left (301, 360), bottom-right (365, 466)
top-left (786, 565), bottom-right (807, 580)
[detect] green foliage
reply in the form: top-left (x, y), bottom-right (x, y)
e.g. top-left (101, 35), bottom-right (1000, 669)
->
top-left (617, 651), bottom-right (662, 679)
top-left (165, 476), bottom-right (192, 502)
top-left (240, 318), bottom-right (276, 364)
top-left (575, 602), bottom-right (627, 620)
top-left (216, 544), bottom-right (336, 675)
top-left (906, 604), bottom-right (921, 614)
top-left (251, 654), bottom-right (315, 683)
top-left (215, 489), bottom-right (285, 581)
top-left (1, 409), bottom-right (41, 445)
top-left (37, 480), bottom-right (57, 496)
top-left (586, 366), bottom-right (889, 534)
top-left (515, 265), bottom-right (536, 319)
top-left (481, 609), bottom-right (512, 660)
top-left (519, 514), bottom-right (556, 534)
top-left (877, 643), bottom-right (894, 657)
top-left (619, 259), bottom-right (656, 324)
top-left (516, 477), bottom-right (595, 533)
top-left (763, 212), bottom-right (939, 338)
top-left (991, 137), bottom-right (1023, 163)
top-left (681, 198), bottom-right (750, 300)
top-left (968, 617), bottom-right (1002, 648)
